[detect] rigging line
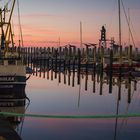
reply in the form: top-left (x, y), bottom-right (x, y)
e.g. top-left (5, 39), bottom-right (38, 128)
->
top-left (119, 80), bottom-right (138, 133)
top-left (130, 18), bottom-right (139, 44)
top-left (120, 0), bottom-right (136, 48)
top-left (119, 78), bottom-right (135, 132)
top-left (17, 0), bottom-right (24, 47)
top-left (114, 77), bottom-right (121, 140)
top-left (108, 0), bottom-right (116, 36)
top-left (4, 0), bottom-right (10, 10)
top-left (78, 74), bottom-right (81, 108)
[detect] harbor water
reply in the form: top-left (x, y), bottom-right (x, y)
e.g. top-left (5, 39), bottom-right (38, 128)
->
top-left (19, 70), bottom-right (140, 140)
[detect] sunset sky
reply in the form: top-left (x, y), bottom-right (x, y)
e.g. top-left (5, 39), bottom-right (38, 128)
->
top-left (8, 0), bottom-right (140, 47)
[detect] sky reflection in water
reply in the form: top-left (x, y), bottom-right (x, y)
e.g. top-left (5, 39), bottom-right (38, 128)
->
top-left (21, 71), bottom-right (140, 140)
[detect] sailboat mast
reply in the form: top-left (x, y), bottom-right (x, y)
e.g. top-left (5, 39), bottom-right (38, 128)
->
top-left (128, 8), bottom-right (130, 46)
top-left (118, 0), bottom-right (122, 64)
top-left (80, 21), bottom-right (83, 48)
top-left (118, 0), bottom-right (121, 47)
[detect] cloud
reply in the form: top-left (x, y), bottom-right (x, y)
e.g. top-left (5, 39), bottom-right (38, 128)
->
top-left (14, 13), bottom-right (64, 19)
top-left (14, 23), bottom-right (58, 34)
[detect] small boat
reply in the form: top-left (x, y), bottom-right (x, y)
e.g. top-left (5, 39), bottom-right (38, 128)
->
top-left (104, 60), bottom-right (140, 73)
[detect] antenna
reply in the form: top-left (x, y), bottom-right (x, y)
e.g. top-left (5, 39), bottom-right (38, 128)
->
top-left (80, 21), bottom-right (83, 48)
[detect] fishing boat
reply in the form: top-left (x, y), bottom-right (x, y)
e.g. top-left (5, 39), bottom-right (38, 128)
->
top-left (0, 0), bottom-right (26, 98)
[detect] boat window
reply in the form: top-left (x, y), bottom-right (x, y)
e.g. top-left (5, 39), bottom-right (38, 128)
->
top-left (8, 60), bottom-right (16, 65)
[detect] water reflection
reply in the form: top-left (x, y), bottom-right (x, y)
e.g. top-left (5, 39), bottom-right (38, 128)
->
top-left (21, 64), bottom-right (140, 140)
top-left (0, 90), bottom-right (27, 140)
top-left (33, 64), bottom-right (139, 105)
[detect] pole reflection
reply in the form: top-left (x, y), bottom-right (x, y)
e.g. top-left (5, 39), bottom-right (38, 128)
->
top-left (34, 59), bottom-right (139, 105)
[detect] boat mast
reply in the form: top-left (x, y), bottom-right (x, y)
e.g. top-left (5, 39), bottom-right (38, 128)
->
top-left (128, 8), bottom-right (130, 46)
top-left (0, 0), bottom-right (16, 49)
top-left (118, 0), bottom-right (122, 64)
top-left (118, 0), bottom-right (121, 47)
top-left (80, 21), bottom-right (83, 48)
top-left (5, 0), bottom-right (16, 47)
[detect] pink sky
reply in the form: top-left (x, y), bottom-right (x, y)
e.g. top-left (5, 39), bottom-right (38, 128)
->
top-left (10, 0), bottom-right (140, 47)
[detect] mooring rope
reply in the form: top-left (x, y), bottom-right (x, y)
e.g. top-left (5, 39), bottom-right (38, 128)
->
top-left (0, 112), bottom-right (140, 119)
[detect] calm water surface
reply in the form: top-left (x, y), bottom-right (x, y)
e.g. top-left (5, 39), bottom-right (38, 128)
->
top-left (20, 71), bottom-right (140, 140)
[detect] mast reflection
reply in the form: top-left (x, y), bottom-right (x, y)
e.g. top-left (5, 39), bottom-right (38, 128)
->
top-left (35, 63), bottom-right (139, 105)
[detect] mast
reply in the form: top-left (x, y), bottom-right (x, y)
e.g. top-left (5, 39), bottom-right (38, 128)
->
top-left (0, 0), bottom-right (16, 51)
top-left (80, 21), bottom-right (83, 48)
top-left (17, 0), bottom-right (24, 47)
top-left (118, 0), bottom-right (121, 47)
top-left (5, 0), bottom-right (16, 40)
top-left (128, 8), bottom-right (130, 46)
top-left (118, 0), bottom-right (122, 64)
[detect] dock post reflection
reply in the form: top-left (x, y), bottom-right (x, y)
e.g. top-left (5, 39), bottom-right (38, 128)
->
top-left (92, 47), bottom-right (96, 93)
top-left (134, 80), bottom-right (137, 91)
top-left (30, 46), bottom-right (140, 106)
top-left (72, 48), bottom-right (75, 87)
top-left (128, 72), bottom-right (131, 104)
top-left (99, 70), bottom-right (103, 95)
top-left (114, 77), bottom-right (121, 140)
top-left (99, 55), bottom-right (103, 95)
top-left (109, 49), bottom-right (113, 93)
top-left (33, 47), bottom-right (35, 75)
top-left (114, 95), bottom-right (119, 140)
top-left (118, 71), bottom-right (122, 101)
top-left (39, 47), bottom-right (42, 77)
top-left (77, 48), bottom-right (81, 85)
top-left (85, 61), bottom-right (88, 91)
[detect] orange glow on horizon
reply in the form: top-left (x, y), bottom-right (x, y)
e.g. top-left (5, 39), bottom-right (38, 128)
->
top-left (11, 1), bottom-right (140, 48)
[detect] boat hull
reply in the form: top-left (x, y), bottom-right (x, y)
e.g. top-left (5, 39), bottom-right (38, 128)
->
top-left (0, 75), bottom-right (26, 99)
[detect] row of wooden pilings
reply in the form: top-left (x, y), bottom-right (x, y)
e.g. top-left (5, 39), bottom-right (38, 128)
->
top-left (16, 45), bottom-right (138, 104)
top-left (20, 45), bottom-right (138, 69)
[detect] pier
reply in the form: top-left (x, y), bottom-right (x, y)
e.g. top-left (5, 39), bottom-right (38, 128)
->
top-left (22, 44), bottom-right (140, 73)
top-left (16, 44), bottom-right (139, 105)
